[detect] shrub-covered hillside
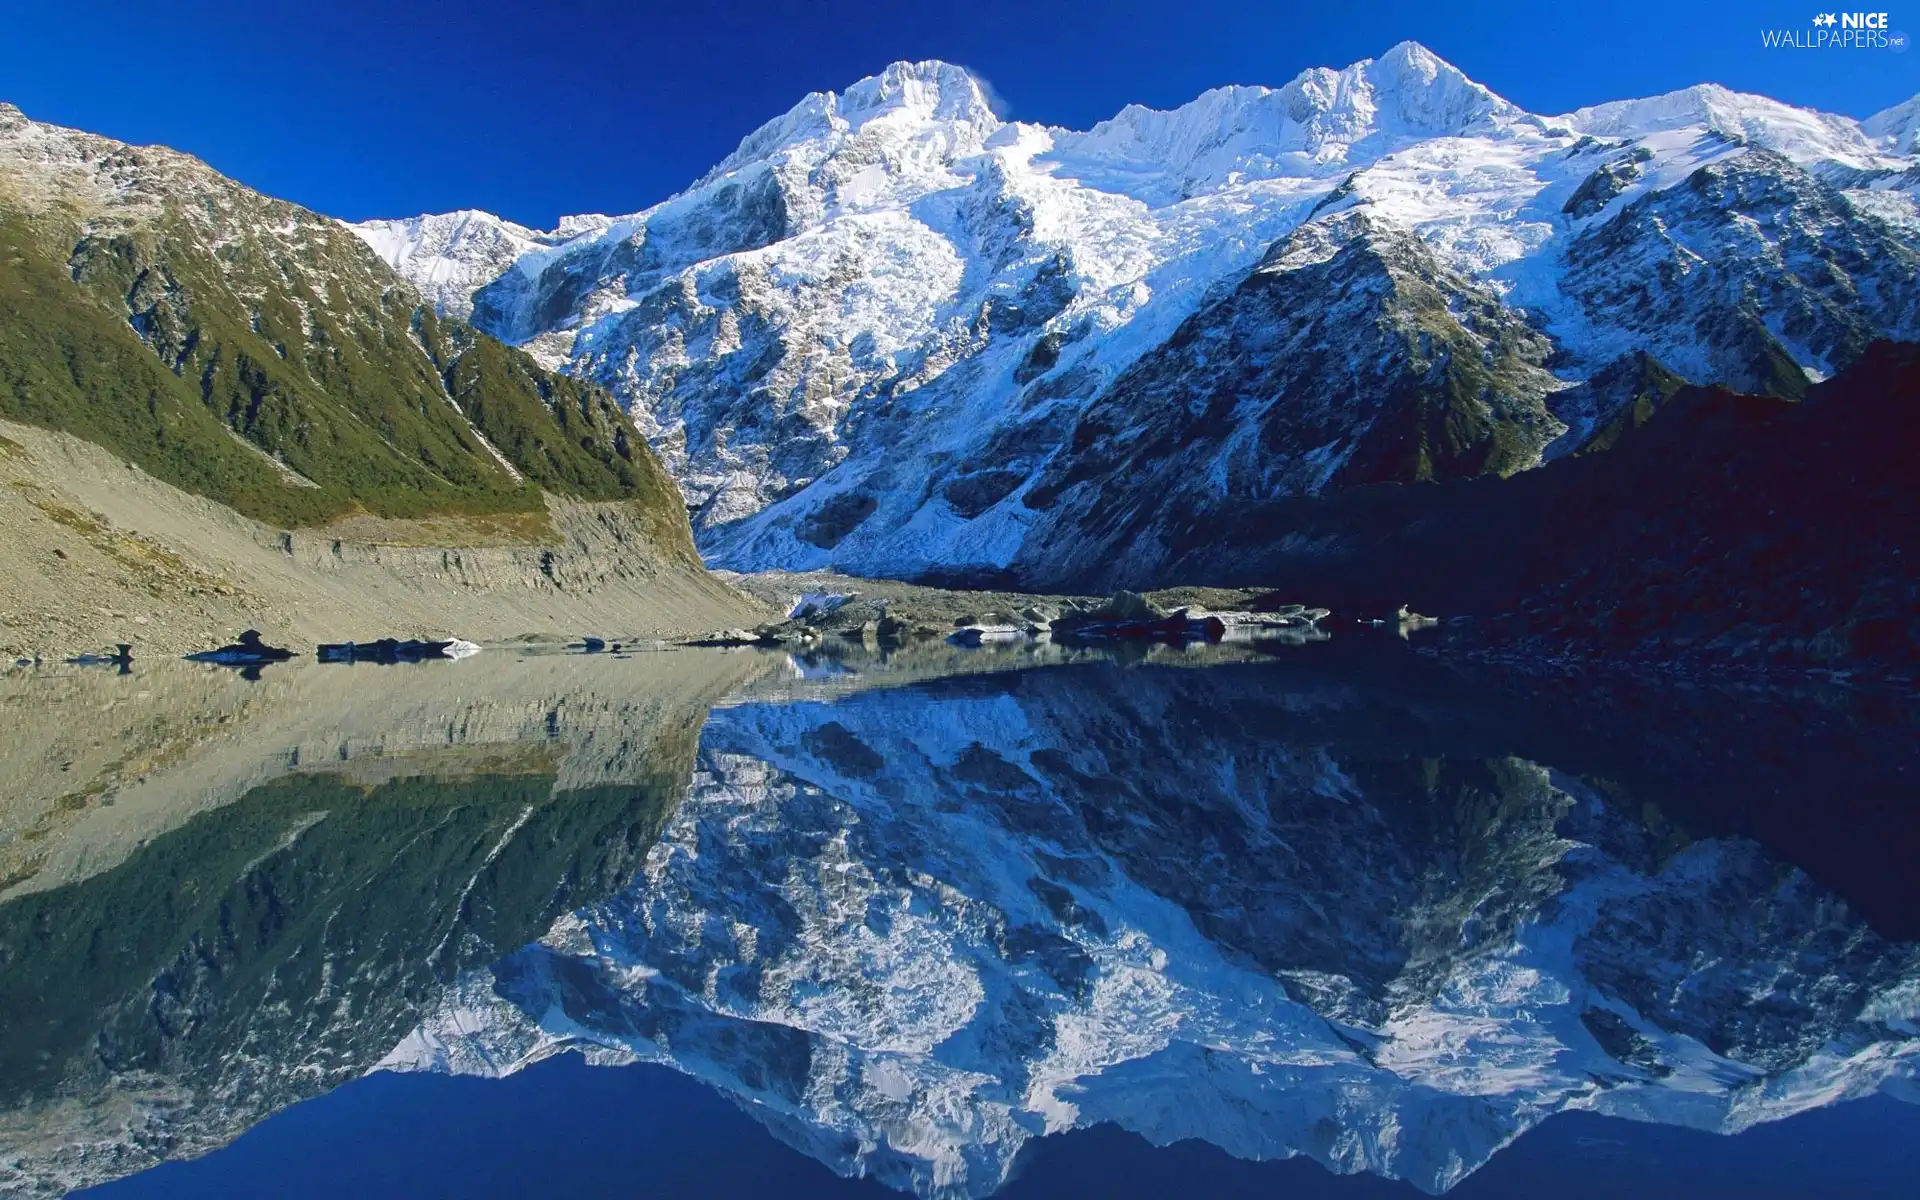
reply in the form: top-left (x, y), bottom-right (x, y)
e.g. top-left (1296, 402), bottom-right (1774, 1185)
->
top-left (0, 102), bottom-right (682, 532)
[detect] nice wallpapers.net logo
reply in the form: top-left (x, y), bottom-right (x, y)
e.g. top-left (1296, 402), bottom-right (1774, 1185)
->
top-left (1763, 11), bottom-right (1910, 50)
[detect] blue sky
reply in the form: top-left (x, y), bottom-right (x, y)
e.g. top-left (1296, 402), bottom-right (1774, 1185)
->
top-left (3, 0), bottom-right (1916, 228)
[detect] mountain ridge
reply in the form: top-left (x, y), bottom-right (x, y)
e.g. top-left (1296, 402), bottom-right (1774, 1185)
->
top-left (0, 101), bottom-right (684, 532)
top-left (7, 48), bottom-right (1919, 591)
top-left (353, 51), bottom-right (1920, 261)
top-left (344, 46), bottom-right (1920, 585)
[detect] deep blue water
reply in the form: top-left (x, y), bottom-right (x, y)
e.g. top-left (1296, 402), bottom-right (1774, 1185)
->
top-left (84, 1055), bottom-right (1920, 1200)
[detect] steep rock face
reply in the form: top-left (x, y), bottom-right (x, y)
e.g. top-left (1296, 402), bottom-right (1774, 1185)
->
top-left (461, 63), bottom-right (1014, 528)
top-left (1008, 210), bottom-right (1563, 586)
top-left (1557, 149), bottom-right (1920, 393)
top-left (385, 664), bottom-right (1920, 1197)
top-left (0, 104), bottom-right (684, 534)
top-left (346, 59), bottom-right (1920, 584)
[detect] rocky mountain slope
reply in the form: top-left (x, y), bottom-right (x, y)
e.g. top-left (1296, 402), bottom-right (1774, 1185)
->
top-left (355, 46), bottom-right (1920, 585)
top-left (0, 102), bottom-right (678, 531)
top-left (1112, 341), bottom-right (1920, 673)
top-left (0, 103), bottom-right (773, 652)
top-left (382, 662), bottom-right (1920, 1196)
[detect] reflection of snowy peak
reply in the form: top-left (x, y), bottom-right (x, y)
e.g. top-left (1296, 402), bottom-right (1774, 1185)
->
top-left (350, 50), bottom-right (1920, 584)
top-left (387, 666), bottom-right (1920, 1198)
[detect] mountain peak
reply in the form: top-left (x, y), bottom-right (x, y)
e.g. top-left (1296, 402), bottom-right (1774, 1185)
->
top-left (1561, 83), bottom-right (1888, 166)
top-left (1372, 39), bottom-right (1455, 81)
top-left (839, 59), bottom-right (997, 125)
top-left (705, 59), bottom-right (999, 182)
top-left (1354, 40), bottom-right (1517, 133)
top-left (351, 209), bottom-right (549, 318)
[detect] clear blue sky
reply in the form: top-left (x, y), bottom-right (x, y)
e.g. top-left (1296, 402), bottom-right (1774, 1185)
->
top-left (3, 0), bottom-right (1916, 228)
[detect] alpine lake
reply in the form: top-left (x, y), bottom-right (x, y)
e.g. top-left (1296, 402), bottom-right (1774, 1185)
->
top-left (2, 630), bottom-right (1916, 1198)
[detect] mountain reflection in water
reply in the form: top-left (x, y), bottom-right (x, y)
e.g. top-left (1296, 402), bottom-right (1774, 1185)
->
top-left (1, 641), bottom-right (1915, 1197)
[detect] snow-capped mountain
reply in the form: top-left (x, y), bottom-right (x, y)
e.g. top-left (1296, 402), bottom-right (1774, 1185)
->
top-left (351, 46), bottom-right (1920, 586)
top-left (1864, 94), bottom-right (1920, 155)
top-left (1562, 83), bottom-right (1895, 168)
top-left (354, 209), bottom-right (611, 319)
top-left (384, 663), bottom-right (1920, 1197)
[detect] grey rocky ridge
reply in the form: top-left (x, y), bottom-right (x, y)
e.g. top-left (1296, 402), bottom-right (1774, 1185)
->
top-left (354, 45), bottom-right (1920, 588)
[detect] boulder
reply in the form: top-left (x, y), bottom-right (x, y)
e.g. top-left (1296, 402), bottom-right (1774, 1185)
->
top-left (1096, 590), bottom-right (1167, 622)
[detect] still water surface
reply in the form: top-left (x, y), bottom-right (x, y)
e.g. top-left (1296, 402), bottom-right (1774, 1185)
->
top-left (2, 638), bottom-right (1915, 1197)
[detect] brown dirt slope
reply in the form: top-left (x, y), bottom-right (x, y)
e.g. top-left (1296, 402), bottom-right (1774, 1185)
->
top-left (0, 420), bottom-right (771, 659)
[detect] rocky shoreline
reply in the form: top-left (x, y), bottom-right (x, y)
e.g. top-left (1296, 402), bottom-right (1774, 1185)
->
top-left (710, 571), bottom-right (1318, 649)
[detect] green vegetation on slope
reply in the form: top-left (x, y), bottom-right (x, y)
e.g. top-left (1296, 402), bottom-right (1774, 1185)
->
top-left (0, 129), bottom-right (687, 534)
top-left (0, 215), bottom-right (342, 525)
top-left (423, 310), bottom-right (690, 527)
